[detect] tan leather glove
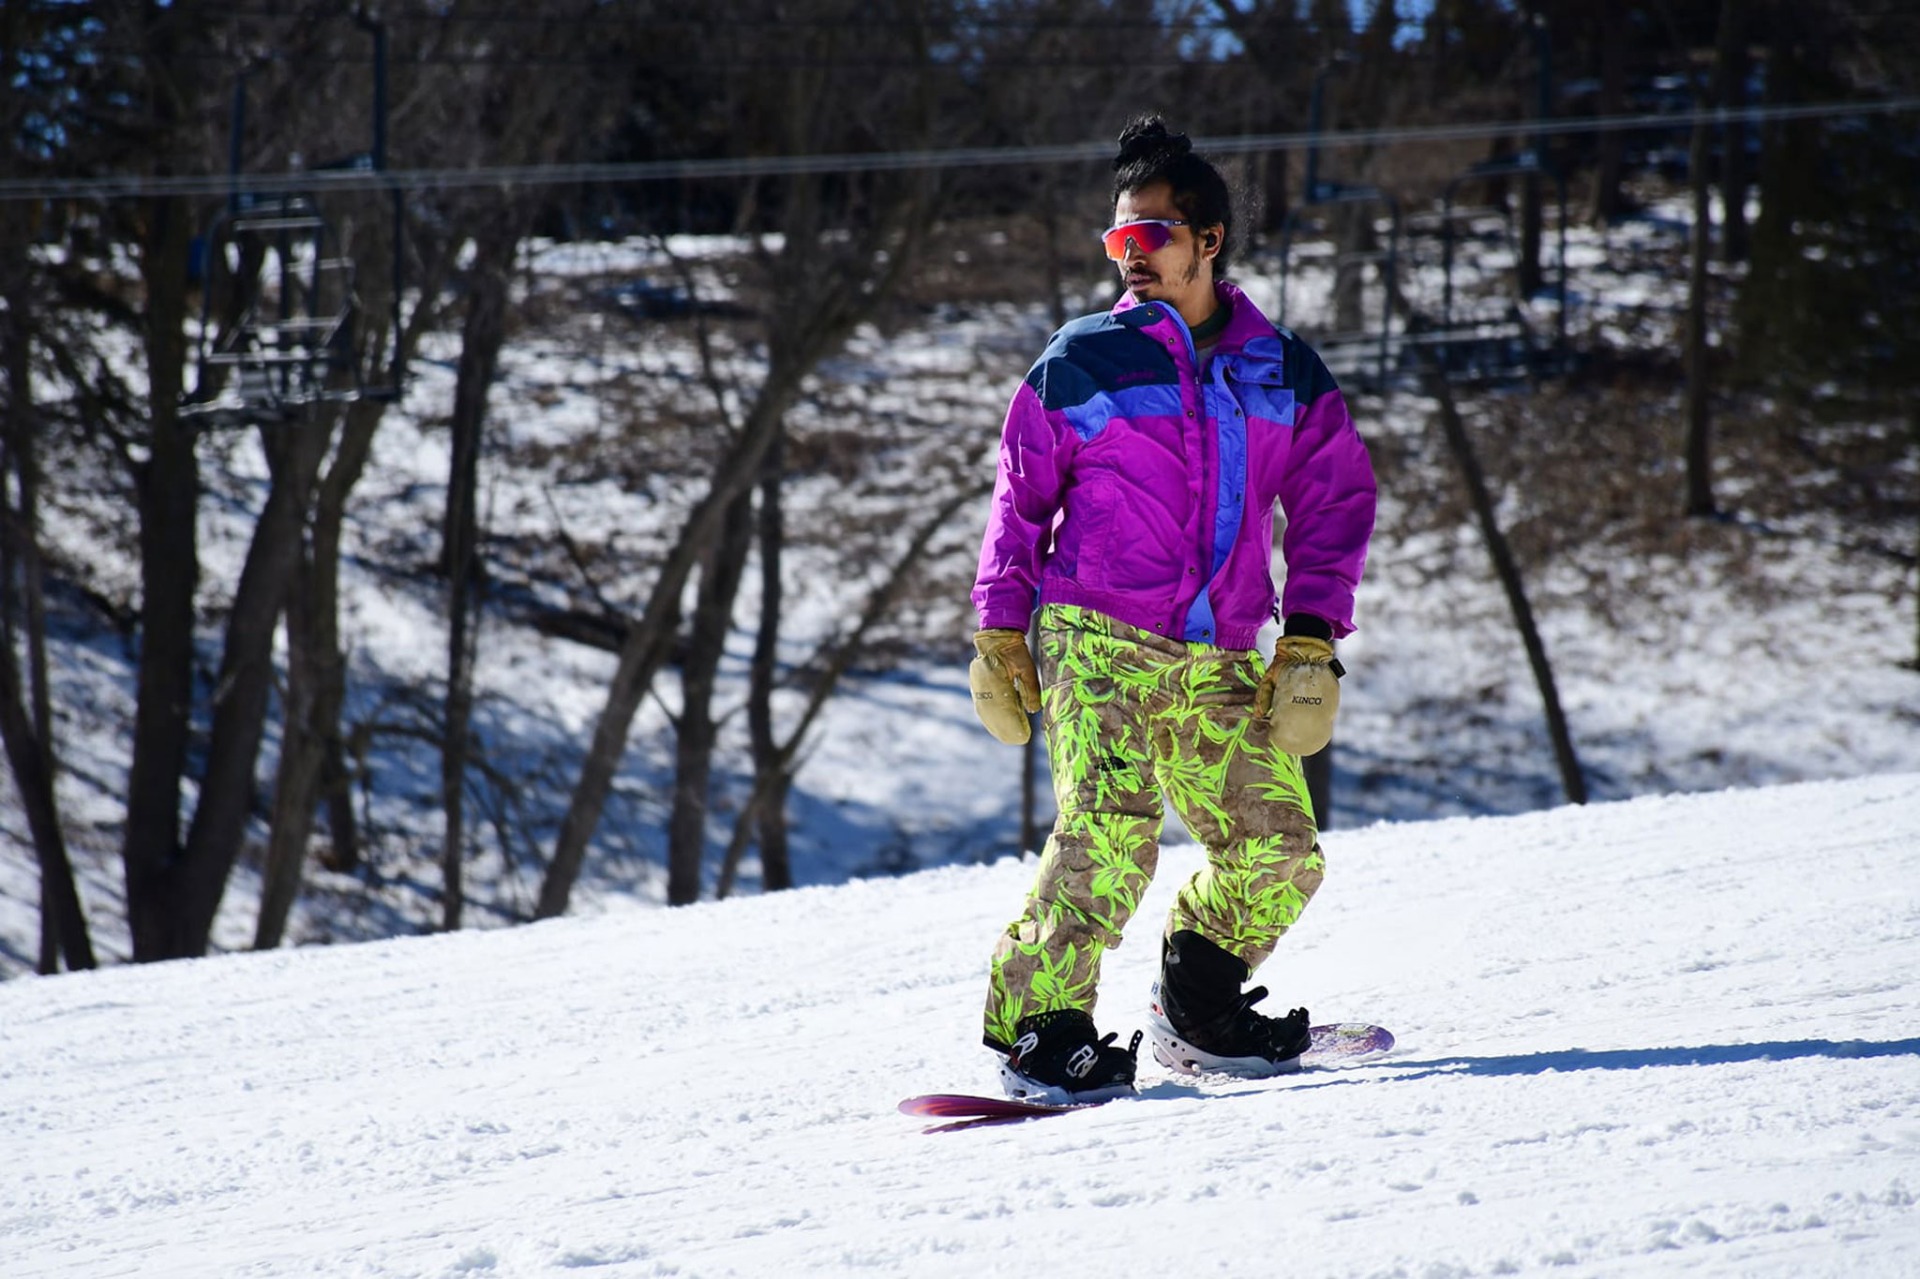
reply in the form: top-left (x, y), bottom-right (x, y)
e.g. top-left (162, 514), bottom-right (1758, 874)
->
top-left (969, 628), bottom-right (1041, 745)
top-left (1253, 636), bottom-right (1343, 756)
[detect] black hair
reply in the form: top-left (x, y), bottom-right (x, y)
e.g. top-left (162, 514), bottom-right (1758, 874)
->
top-left (1110, 115), bottom-right (1235, 277)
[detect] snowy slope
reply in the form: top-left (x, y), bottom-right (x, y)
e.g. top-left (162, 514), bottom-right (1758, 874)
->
top-left (3, 772), bottom-right (1918, 1278)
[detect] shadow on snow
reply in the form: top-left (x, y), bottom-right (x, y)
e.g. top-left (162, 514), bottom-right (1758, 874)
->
top-left (1285, 1036), bottom-right (1920, 1089)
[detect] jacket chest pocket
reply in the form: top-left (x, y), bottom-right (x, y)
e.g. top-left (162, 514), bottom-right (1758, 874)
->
top-left (1226, 366), bottom-right (1297, 429)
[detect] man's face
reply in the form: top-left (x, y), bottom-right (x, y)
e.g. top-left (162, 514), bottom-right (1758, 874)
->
top-left (1110, 181), bottom-right (1214, 311)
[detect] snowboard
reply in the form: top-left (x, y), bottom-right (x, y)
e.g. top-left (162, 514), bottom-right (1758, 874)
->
top-left (901, 1022), bottom-right (1394, 1132)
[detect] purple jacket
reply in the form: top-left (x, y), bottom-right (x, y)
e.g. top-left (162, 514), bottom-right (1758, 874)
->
top-left (973, 281), bottom-right (1375, 649)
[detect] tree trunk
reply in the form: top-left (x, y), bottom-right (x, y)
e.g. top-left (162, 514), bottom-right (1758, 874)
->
top-left (745, 433), bottom-right (791, 892)
top-left (1333, 204), bottom-right (1372, 336)
top-left (255, 395), bottom-right (387, 947)
top-left (317, 735), bottom-right (361, 873)
top-left (314, 231), bottom-right (452, 884)
top-left (1911, 409), bottom-right (1920, 672)
top-left (168, 421), bottom-right (328, 956)
top-left (1422, 367), bottom-right (1587, 806)
top-left (1040, 181), bottom-right (1068, 333)
top-left (1588, 13), bottom-right (1629, 226)
top-left (1263, 142), bottom-right (1291, 237)
top-left (1684, 71), bottom-right (1718, 518)
top-left (1517, 9), bottom-right (1548, 298)
top-left (0, 235), bottom-right (93, 972)
top-left (1682, 0), bottom-right (1749, 518)
top-left (122, 185), bottom-right (204, 962)
top-left (1518, 167), bottom-right (1545, 300)
top-left (254, 525), bottom-right (325, 949)
top-left (667, 489), bottom-right (755, 904)
top-left (0, 341), bottom-right (93, 969)
top-left (0, 646), bottom-right (94, 971)
top-left (440, 226), bottom-right (516, 931)
top-left (1714, 0), bottom-right (1751, 265)
top-left (754, 770), bottom-right (795, 890)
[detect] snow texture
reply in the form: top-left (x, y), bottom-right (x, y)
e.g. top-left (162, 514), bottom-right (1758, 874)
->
top-left (3, 771), bottom-right (1917, 1277)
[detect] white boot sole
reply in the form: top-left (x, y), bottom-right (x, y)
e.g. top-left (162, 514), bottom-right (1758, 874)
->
top-left (996, 1061), bottom-right (1135, 1106)
top-left (1146, 996), bottom-right (1305, 1078)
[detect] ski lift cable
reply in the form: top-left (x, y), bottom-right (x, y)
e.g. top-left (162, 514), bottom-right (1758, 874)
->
top-left (1, 95), bottom-right (1914, 204)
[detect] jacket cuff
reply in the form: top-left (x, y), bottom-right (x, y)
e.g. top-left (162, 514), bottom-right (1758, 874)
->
top-left (1282, 613), bottom-right (1334, 641)
top-left (977, 608), bottom-right (1034, 634)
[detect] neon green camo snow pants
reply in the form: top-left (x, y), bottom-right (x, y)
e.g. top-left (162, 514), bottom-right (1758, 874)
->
top-left (983, 605), bottom-right (1325, 1050)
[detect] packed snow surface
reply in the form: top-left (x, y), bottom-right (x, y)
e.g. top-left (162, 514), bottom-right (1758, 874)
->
top-left (3, 771), bottom-right (1917, 1277)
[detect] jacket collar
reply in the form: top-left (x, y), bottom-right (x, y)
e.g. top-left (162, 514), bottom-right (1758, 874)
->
top-left (1110, 279), bottom-right (1284, 368)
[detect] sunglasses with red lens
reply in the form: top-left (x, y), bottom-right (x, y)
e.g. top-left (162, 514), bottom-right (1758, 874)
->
top-left (1100, 218), bottom-right (1189, 260)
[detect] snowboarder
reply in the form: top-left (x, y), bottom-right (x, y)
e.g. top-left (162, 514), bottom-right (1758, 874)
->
top-left (969, 116), bottom-right (1378, 1103)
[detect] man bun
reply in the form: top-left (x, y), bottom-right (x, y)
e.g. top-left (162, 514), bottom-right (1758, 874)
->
top-left (1113, 116), bottom-right (1192, 171)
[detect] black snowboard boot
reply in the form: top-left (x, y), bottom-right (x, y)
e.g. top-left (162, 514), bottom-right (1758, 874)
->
top-left (1147, 929), bottom-right (1312, 1077)
top-left (997, 1008), bottom-right (1142, 1104)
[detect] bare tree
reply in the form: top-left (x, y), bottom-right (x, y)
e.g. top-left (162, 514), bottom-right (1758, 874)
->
top-left (717, 478), bottom-right (991, 899)
top-left (255, 403), bottom-right (380, 948)
top-left (536, 0), bottom-right (945, 917)
top-left (0, 349), bottom-right (93, 971)
top-left (99, 4), bottom-right (437, 958)
top-left (255, 8), bottom-right (628, 941)
top-left (1683, 0), bottom-right (1745, 519)
top-left (439, 222), bottom-right (516, 932)
top-left (255, 22), bottom-right (453, 943)
top-left (0, 8), bottom-right (95, 969)
top-left (665, 491), bottom-right (755, 905)
top-left (535, 192), bottom-right (938, 915)
top-left (744, 439), bottom-right (793, 890)
top-left (1420, 363), bottom-right (1586, 806)
top-left (1587, 6), bottom-right (1631, 226)
top-left (114, 4), bottom-right (289, 961)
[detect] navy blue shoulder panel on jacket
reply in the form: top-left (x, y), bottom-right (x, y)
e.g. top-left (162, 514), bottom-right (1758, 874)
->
top-left (1272, 326), bottom-right (1341, 402)
top-left (1024, 311), bottom-right (1178, 412)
